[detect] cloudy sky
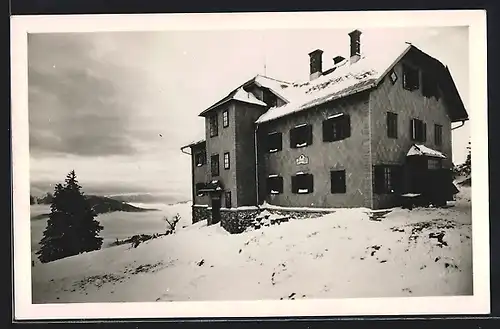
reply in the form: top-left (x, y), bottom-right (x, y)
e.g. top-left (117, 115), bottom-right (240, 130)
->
top-left (28, 26), bottom-right (470, 199)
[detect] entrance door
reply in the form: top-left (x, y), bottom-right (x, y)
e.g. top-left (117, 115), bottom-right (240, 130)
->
top-left (211, 196), bottom-right (221, 225)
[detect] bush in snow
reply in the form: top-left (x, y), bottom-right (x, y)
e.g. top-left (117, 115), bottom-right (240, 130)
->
top-left (453, 140), bottom-right (471, 181)
top-left (36, 170), bottom-right (104, 263)
top-left (164, 213), bottom-right (181, 235)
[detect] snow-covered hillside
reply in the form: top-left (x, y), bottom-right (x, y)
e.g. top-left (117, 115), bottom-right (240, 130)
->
top-left (31, 188), bottom-right (472, 303)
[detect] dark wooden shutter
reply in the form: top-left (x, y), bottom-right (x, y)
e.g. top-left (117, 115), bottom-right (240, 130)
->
top-left (343, 115), bottom-right (351, 138)
top-left (276, 133), bottom-right (283, 151)
top-left (410, 120), bottom-right (415, 141)
top-left (322, 120), bottom-right (331, 142)
top-left (374, 166), bottom-right (384, 194)
top-left (290, 128), bottom-right (296, 148)
top-left (291, 175), bottom-right (297, 193)
top-left (422, 122), bottom-right (427, 142)
top-left (306, 125), bottom-right (313, 145)
top-left (307, 174), bottom-right (314, 193)
top-left (277, 176), bottom-right (284, 193)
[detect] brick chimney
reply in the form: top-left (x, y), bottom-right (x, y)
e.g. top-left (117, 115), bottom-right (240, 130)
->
top-left (348, 29), bottom-right (362, 64)
top-left (308, 49), bottom-right (323, 81)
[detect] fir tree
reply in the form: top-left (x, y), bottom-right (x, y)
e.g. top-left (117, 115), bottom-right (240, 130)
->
top-left (36, 170), bottom-right (103, 263)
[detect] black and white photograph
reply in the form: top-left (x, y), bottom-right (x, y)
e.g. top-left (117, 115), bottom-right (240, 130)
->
top-left (11, 10), bottom-right (489, 319)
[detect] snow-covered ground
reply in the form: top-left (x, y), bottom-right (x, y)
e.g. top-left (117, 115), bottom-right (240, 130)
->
top-left (31, 186), bottom-right (472, 303)
top-left (30, 202), bottom-right (192, 264)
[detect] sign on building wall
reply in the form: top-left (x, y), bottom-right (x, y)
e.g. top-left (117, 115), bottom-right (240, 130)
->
top-left (296, 154), bottom-right (309, 165)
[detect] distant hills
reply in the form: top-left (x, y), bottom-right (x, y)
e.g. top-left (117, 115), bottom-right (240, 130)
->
top-left (31, 193), bottom-right (158, 220)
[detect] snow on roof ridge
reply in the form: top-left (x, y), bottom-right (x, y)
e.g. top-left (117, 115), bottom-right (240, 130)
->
top-left (232, 87), bottom-right (267, 106)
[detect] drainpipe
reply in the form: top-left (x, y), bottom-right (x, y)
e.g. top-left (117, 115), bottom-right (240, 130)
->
top-left (451, 120), bottom-right (466, 131)
top-left (254, 124), bottom-right (260, 207)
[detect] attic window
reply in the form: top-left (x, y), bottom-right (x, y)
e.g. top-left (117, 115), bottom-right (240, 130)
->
top-left (322, 114), bottom-right (351, 142)
top-left (389, 70), bottom-right (398, 84)
top-left (290, 124), bottom-right (313, 148)
top-left (402, 64), bottom-right (420, 91)
top-left (422, 71), bottom-right (440, 99)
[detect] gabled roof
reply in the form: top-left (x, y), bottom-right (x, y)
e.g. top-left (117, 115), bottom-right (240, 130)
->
top-left (255, 43), bottom-right (468, 124)
top-left (199, 86), bottom-right (267, 117)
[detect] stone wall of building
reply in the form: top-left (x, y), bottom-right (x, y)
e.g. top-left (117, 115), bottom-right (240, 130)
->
top-left (220, 209), bottom-right (261, 234)
top-left (192, 205), bottom-right (211, 224)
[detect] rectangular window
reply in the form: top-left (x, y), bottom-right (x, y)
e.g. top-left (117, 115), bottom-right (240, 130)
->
top-left (330, 170), bottom-right (346, 194)
top-left (374, 165), bottom-right (402, 194)
top-left (267, 132), bottom-right (282, 153)
top-left (434, 124), bottom-right (443, 146)
top-left (222, 110), bottom-right (229, 128)
top-left (267, 175), bottom-right (284, 195)
top-left (402, 64), bottom-right (420, 91)
top-left (322, 114), bottom-right (351, 142)
top-left (195, 151), bottom-right (206, 167)
top-left (195, 183), bottom-right (206, 197)
top-left (387, 112), bottom-right (398, 139)
top-left (225, 191), bottom-right (232, 208)
top-left (428, 158), bottom-right (442, 170)
top-left (290, 124), bottom-right (313, 148)
top-left (209, 114), bottom-right (218, 137)
top-left (223, 152), bottom-right (230, 170)
top-left (422, 71), bottom-right (440, 99)
top-left (410, 118), bottom-right (426, 142)
top-left (211, 154), bottom-right (219, 177)
top-left (291, 173), bottom-right (314, 194)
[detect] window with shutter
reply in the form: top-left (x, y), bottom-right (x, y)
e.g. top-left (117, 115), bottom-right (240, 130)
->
top-left (267, 132), bottom-right (282, 153)
top-left (195, 151), bottom-right (206, 167)
top-left (410, 118), bottom-right (426, 142)
top-left (290, 124), bottom-right (313, 148)
top-left (211, 154), bottom-right (219, 177)
top-left (387, 112), bottom-right (398, 139)
top-left (322, 114), bottom-right (350, 142)
top-left (330, 170), bottom-right (346, 194)
top-left (374, 165), bottom-right (402, 194)
top-left (209, 114), bottom-right (218, 137)
top-left (403, 64), bottom-right (420, 91)
top-left (291, 173), bottom-right (314, 194)
top-left (267, 176), bottom-right (284, 194)
top-left (434, 124), bottom-right (443, 146)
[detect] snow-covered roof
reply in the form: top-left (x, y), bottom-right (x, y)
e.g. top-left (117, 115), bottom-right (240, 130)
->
top-left (256, 43), bottom-right (412, 124)
top-left (232, 87), bottom-right (267, 106)
top-left (199, 87), bottom-right (266, 116)
top-left (407, 144), bottom-right (446, 158)
top-left (180, 139), bottom-right (205, 150)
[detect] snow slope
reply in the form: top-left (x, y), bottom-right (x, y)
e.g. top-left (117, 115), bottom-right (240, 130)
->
top-left (32, 187), bottom-right (472, 303)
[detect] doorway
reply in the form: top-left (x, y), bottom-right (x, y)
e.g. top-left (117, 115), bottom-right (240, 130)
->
top-left (211, 196), bottom-right (221, 225)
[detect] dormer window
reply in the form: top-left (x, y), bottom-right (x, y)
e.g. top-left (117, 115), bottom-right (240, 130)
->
top-left (403, 64), bottom-right (420, 91)
top-left (290, 124), bottom-right (313, 148)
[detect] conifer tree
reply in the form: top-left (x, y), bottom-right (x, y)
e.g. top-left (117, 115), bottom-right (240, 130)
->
top-left (36, 170), bottom-right (103, 263)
